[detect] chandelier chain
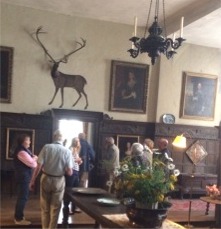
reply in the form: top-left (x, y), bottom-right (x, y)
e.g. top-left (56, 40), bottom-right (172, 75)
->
top-left (144, 0), bottom-right (153, 37)
top-left (163, 0), bottom-right (167, 37)
top-left (155, 0), bottom-right (159, 20)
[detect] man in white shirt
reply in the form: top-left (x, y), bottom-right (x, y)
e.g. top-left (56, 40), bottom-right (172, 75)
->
top-left (29, 130), bottom-right (73, 229)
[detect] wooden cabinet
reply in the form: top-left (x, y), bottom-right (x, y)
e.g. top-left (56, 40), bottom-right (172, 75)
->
top-left (177, 173), bottom-right (217, 199)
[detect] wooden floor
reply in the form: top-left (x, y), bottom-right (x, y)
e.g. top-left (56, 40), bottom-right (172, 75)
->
top-left (0, 194), bottom-right (217, 228)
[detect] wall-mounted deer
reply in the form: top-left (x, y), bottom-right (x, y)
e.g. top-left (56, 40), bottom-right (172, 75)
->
top-left (34, 26), bottom-right (88, 109)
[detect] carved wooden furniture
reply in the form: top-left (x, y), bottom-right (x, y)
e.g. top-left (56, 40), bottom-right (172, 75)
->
top-left (177, 173), bottom-right (218, 199)
top-left (200, 196), bottom-right (221, 228)
top-left (200, 196), bottom-right (221, 215)
top-left (65, 188), bottom-right (186, 229)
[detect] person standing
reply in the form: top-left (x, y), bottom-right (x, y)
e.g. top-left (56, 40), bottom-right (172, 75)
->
top-left (14, 134), bottom-right (38, 225)
top-left (143, 138), bottom-right (154, 167)
top-left (62, 137), bottom-right (82, 225)
top-left (154, 138), bottom-right (173, 163)
top-left (78, 133), bottom-right (95, 188)
top-left (29, 130), bottom-right (73, 229)
top-left (104, 137), bottom-right (120, 183)
top-left (130, 142), bottom-right (148, 167)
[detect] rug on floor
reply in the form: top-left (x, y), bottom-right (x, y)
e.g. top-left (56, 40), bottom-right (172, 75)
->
top-left (169, 198), bottom-right (215, 211)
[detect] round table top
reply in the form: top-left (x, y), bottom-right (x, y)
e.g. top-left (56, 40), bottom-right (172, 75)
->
top-left (200, 196), bottom-right (221, 205)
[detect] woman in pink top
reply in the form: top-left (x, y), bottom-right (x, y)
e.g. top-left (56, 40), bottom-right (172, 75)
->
top-left (13, 134), bottom-right (38, 225)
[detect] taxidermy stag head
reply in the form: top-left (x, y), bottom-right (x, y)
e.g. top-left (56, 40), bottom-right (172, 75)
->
top-left (34, 26), bottom-right (88, 109)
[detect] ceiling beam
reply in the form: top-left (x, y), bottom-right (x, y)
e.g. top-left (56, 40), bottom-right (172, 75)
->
top-left (165, 0), bottom-right (221, 35)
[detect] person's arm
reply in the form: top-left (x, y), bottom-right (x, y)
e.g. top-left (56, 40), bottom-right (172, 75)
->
top-left (88, 144), bottom-right (95, 163)
top-left (65, 148), bottom-right (74, 176)
top-left (17, 151), bottom-right (38, 168)
top-left (29, 162), bottom-right (42, 191)
top-left (65, 167), bottom-right (73, 176)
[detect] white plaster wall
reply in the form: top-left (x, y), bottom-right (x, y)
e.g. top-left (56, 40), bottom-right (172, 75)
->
top-left (156, 44), bottom-right (221, 126)
top-left (1, 3), bottom-right (220, 126)
top-left (0, 3), bottom-right (158, 122)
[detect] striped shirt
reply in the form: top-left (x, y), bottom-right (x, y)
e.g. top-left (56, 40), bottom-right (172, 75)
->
top-left (72, 152), bottom-right (80, 171)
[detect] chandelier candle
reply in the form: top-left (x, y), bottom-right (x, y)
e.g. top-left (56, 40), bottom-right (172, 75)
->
top-left (180, 16), bottom-right (184, 38)
top-left (134, 16), bottom-right (137, 37)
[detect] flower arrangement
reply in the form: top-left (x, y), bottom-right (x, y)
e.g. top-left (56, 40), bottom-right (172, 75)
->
top-left (113, 156), bottom-right (180, 206)
top-left (206, 184), bottom-right (221, 200)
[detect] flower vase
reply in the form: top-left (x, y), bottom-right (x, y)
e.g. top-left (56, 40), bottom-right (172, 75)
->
top-left (135, 201), bottom-right (158, 209)
top-left (126, 202), bottom-right (168, 228)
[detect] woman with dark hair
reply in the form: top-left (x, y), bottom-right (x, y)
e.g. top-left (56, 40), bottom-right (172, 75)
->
top-left (13, 134), bottom-right (38, 225)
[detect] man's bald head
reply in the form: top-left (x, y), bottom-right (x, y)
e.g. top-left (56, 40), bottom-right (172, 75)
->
top-left (158, 138), bottom-right (168, 150)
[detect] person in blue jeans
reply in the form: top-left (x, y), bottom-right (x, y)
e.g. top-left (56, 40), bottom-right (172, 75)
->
top-left (78, 133), bottom-right (95, 188)
top-left (13, 134), bottom-right (38, 225)
top-left (62, 137), bottom-right (82, 226)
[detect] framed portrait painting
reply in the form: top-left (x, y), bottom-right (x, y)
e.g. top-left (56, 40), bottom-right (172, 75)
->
top-left (117, 135), bottom-right (140, 160)
top-left (6, 128), bottom-right (35, 160)
top-left (180, 72), bottom-right (218, 120)
top-left (109, 60), bottom-right (149, 113)
top-left (0, 46), bottom-right (14, 103)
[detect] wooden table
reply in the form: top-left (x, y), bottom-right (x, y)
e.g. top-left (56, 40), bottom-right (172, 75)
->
top-left (200, 196), bottom-right (221, 228)
top-left (200, 196), bottom-right (221, 215)
top-left (65, 188), bottom-right (186, 229)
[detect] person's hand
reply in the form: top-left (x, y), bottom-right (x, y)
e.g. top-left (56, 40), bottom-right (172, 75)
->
top-left (33, 155), bottom-right (38, 161)
top-left (76, 157), bottom-right (83, 165)
top-left (29, 181), bottom-right (35, 191)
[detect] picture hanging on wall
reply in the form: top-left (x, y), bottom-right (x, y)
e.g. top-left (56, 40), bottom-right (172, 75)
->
top-left (0, 46), bottom-right (14, 103)
top-left (109, 60), bottom-right (149, 113)
top-left (6, 128), bottom-right (35, 160)
top-left (180, 71), bottom-right (218, 120)
top-left (117, 134), bottom-right (140, 160)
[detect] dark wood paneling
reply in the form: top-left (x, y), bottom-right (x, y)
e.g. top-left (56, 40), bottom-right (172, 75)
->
top-left (0, 112), bottom-right (52, 195)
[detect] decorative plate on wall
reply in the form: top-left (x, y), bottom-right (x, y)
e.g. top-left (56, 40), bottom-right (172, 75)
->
top-left (162, 114), bottom-right (175, 124)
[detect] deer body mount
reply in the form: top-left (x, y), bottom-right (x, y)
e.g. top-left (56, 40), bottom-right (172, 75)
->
top-left (34, 26), bottom-right (88, 109)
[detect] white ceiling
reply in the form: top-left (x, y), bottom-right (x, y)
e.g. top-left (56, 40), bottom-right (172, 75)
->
top-left (1, 0), bottom-right (221, 49)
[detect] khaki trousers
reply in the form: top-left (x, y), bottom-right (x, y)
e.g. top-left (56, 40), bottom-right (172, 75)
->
top-left (40, 174), bottom-right (65, 229)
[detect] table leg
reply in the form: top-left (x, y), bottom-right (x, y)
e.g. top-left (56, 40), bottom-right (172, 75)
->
top-left (94, 221), bottom-right (102, 228)
top-left (205, 202), bottom-right (210, 215)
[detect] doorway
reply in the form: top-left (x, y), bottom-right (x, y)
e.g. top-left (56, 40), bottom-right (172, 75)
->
top-left (59, 119), bottom-right (84, 148)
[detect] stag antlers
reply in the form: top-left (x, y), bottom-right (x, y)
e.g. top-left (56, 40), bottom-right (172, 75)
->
top-left (34, 26), bottom-right (86, 63)
top-left (31, 26), bottom-right (88, 109)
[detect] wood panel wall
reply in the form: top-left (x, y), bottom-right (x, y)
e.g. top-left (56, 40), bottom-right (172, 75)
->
top-left (0, 112), bottom-right (52, 195)
top-left (0, 111), bottom-right (220, 195)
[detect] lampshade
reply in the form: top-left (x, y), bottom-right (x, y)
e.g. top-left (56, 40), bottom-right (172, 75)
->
top-left (172, 135), bottom-right (186, 148)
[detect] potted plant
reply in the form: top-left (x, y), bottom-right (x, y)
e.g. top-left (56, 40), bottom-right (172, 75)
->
top-left (113, 156), bottom-right (180, 228)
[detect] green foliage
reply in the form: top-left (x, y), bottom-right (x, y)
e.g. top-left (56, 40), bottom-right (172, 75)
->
top-left (114, 158), bottom-right (179, 204)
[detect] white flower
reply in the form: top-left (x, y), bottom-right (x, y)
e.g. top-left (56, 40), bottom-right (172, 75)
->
top-left (114, 169), bottom-right (121, 177)
top-left (173, 169), bottom-right (180, 176)
top-left (106, 180), bottom-right (113, 187)
top-left (167, 163), bottom-right (175, 170)
top-left (121, 164), bottom-right (129, 172)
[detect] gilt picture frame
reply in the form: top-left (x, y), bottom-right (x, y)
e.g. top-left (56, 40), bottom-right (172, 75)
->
top-left (6, 128), bottom-right (35, 160)
top-left (180, 72), bottom-right (218, 120)
top-left (117, 134), bottom-right (140, 160)
top-left (0, 46), bottom-right (14, 103)
top-left (109, 60), bottom-right (149, 113)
